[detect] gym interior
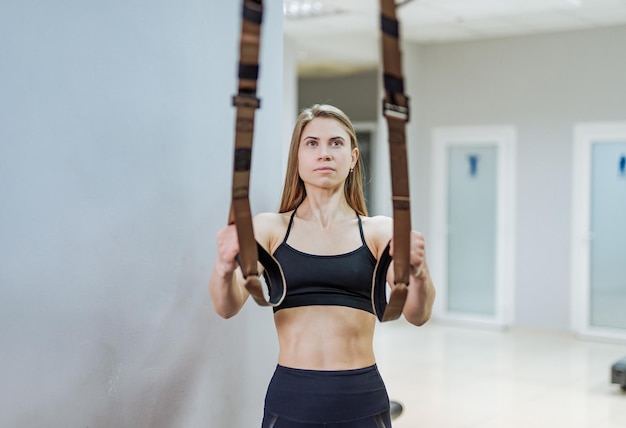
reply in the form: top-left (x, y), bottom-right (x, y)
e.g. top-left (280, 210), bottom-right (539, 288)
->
top-left (1, 1), bottom-right (625, 427)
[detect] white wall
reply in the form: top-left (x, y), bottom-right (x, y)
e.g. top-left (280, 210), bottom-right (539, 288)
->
top-left (0, 1), bottom-right (283, 427)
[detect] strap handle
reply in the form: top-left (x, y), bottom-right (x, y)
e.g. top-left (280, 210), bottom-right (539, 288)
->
top-left (230, 0), bottom-right (263, 280)
top-left (373, 0), bottom-right (412, 322)
top-left (229, 0), bottom-right (285, 307)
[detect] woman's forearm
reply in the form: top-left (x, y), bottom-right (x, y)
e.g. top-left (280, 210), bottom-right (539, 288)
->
top-left (209, 264), bottom-right (246, 319)
top-left (403, 263), bottom-right (436, 326)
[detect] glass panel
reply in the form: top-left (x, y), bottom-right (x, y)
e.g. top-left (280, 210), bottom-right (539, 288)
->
top-left (590, 142), bottom-right (626, 329)
top-left (447, 145), bottom-right (497, 315)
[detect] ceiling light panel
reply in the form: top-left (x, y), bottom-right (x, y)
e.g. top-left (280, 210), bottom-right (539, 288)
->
top-left (283, 0), bottom-right (338, 19)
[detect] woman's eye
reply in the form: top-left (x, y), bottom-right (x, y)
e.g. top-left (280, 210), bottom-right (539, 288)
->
top-left (305, 140), bottom-right (317, 147)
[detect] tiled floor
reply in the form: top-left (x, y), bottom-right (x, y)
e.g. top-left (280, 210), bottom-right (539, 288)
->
top-left (373, 321), bottom-right (626, 428)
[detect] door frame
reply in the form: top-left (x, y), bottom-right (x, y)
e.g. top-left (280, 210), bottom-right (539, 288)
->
top-left (353, 121), bottom-right (378, 215)
top-left (571, 122), bottom-right (626, 341)
top-left (431, 126), bottom-right (516, 328)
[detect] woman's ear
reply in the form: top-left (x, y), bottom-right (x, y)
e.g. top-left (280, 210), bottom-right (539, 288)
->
top-left (351, 147), bottom-right (359, 169)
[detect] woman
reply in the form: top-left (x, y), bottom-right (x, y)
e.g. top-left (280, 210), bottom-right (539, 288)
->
top-left (209, 104), bottom-right (435, 427)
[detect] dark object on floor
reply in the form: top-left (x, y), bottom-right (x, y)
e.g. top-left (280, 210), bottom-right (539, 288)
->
top-left (390, 400), bottom-right (404, 420)
top-left (611, 357), bottom-right (626, 392)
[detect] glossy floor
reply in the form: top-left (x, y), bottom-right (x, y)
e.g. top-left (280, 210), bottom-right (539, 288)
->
top-left (374, 321), bottom-right (626, 428)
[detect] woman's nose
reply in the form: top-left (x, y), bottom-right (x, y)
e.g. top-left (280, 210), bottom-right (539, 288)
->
top-left (318, 146), bottom-right (331, 159)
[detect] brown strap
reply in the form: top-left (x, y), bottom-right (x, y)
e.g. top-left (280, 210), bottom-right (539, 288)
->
top-left (372, 0), bottom-right (411, 322)
top-left (229, 0), bottom-right (285, 307)
top-left (230, 0), bottom-right (262, 280)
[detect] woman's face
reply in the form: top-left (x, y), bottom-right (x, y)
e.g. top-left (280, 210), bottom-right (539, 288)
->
top-left (297, 117), bottom-right (358, 190)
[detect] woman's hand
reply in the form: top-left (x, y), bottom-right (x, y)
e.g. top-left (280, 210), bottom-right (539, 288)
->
top-left (409, 230), bottom-right (426, 279)
top-left (210, 224), bottom-right (249, 319)
top-left (215, 224), bottom-right (240, 278)
top-left (388, 230), bottom-right (427, 280)
top-left (389, 230), bottom-right (435, 326)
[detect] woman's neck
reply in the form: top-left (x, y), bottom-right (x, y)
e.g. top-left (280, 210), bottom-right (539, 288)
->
top-left (298, 190), bottom-right (352, 228)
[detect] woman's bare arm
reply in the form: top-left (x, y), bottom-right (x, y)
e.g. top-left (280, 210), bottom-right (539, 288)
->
top-left (208, 224), bottom-right (249, 318)
top-left (367, 216), bottom-right (436, 326)
top-left (208, 212), bottom-right (284, 318)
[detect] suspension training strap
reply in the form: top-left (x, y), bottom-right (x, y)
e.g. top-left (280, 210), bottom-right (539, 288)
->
top-left (372, 0), bottom-right (411, 322)
top-left (229, 0), bottom-right (285, 307)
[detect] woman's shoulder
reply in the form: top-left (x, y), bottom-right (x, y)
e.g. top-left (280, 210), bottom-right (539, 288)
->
top-left (253, 211), bottom-right (292, 228)
top-left (360, 215), bottom-right (393, 256)
top-left (361, 214), bottom-right (393, 231)
top-left (253, 211), bottom-right (293, 251)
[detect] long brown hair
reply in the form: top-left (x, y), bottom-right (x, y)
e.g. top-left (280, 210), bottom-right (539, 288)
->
top-left (278, 104), bottom-right (367, 216)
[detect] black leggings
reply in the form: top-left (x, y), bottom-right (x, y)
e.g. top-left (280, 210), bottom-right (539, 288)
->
top-left (262, 365), bottom-right (392, 428)
top-left (262, 412), bottom-right (391, 427)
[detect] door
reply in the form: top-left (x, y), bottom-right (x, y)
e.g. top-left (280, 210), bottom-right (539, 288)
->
top-left (432, 127), bottom-right (516, 327)
top-left (572, 123), bottom-right (626, 339)
top-left (590, 142), bottom-right (626, 329)
top-left (447, 146), bottom-right (497, 316)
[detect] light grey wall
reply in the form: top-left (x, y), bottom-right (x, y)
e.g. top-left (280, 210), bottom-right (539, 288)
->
top-left (409, 25), bottom-right (626, 330)
top-left (0, 1), bottom-right (282, 427)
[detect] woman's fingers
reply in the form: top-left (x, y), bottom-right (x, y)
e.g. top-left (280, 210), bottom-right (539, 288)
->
top-left (388, 231), bottom-right (426, 277)
top-left (216, 224), bottom-right (240, 274)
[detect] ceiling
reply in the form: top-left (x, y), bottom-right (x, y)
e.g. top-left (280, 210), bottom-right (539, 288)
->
top-left (283, 0), bottom-right (626, 76)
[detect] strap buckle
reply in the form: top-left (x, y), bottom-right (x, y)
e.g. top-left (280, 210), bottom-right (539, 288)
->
top-left (232, 92), bottom-right (261, 109)
top-left (382, 93), bottom-right (410, 122)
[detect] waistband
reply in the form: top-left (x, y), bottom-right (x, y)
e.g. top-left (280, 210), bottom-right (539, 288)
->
top-left (264, 364), bottom-right (389, 423)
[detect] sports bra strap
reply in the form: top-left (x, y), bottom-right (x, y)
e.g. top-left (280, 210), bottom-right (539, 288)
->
top-left (282, 210), bottom-right (365, 245)
top-left (357, 215), bottom-right (366, 246)
top-left (282, 210), bottom-right (297, 244)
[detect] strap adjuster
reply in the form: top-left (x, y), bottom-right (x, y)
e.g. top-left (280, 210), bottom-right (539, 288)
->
top-left (232, 92), bottom-right (261, 109)
top-left (383, 94), bottom-right (409, 122)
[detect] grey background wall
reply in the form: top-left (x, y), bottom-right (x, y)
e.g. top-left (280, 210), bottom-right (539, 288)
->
top-left (0, 1), bottom-right (283, 427)
top-left (298, 24), bottom-right (626, 331)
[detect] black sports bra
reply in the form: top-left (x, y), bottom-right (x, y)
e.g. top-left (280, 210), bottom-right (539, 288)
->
top-left (272, 210), bottom-right (377, 314)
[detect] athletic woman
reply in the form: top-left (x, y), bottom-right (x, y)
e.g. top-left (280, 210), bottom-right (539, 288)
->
top-left (209, 104), bottom-right (436, 427)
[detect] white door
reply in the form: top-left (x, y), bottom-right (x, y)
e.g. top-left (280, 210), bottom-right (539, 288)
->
top-left (432, 127), bottom-right (516, 328)
top-left (571, 123), bottom-right (626, 340)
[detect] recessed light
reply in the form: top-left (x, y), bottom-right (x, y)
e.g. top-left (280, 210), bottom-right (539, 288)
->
top-left (283, 0), bottom-right (341, 19)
